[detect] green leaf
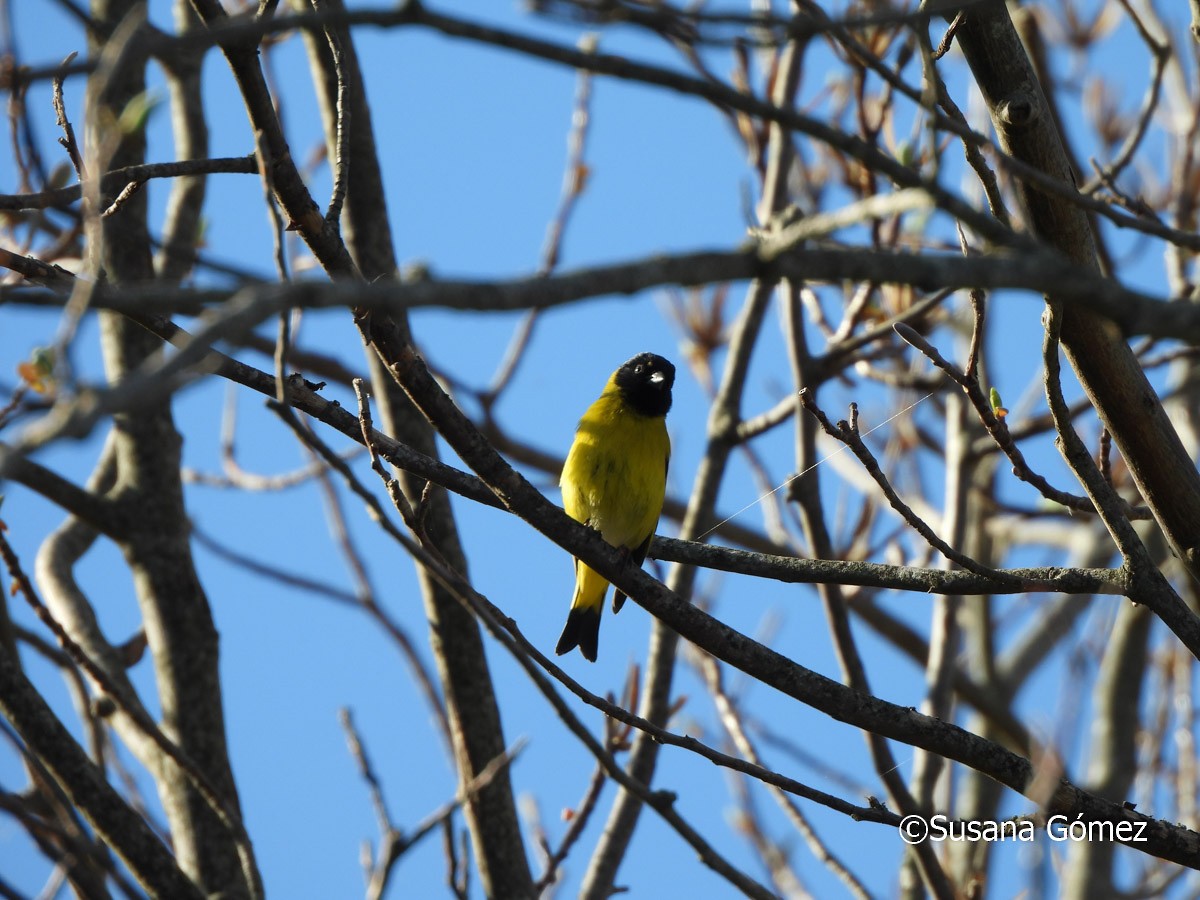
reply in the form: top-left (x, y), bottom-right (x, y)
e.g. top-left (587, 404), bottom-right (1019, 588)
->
top-left (117, 90), bottom-right (160, 135)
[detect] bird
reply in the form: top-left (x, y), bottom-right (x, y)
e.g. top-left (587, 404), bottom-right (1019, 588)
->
top-left (555, 352), bottom-right (675, 662)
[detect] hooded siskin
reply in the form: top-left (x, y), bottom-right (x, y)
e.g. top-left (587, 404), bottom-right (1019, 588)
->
top-left (555, 352), bottom-right (674, 662)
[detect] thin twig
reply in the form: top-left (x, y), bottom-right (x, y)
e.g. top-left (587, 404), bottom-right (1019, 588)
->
top-left (363, 740), bottom-right (527, 900)
top-left (339, 707), bottom-right (393, 838)
top-left (312, 0), bottom-right (350, 226)
top-left (932, 10), bottom-right (964, 60)
top-left (0, 155), bottom-right (257, 211)
top-left (191, 524), bottom-right (359, 606)
top-left (533, 764), bottom-right (607, 894)
top-left (894, 321), bottom-right (1151, 520)
top-left (1081, 0), bottom-right (1170, 195)
top-left (800, 387), bottom-right (1020, 584)
top-left (98, 179), bottom-right (144, 217)
top-left (539, 40), bottom-right (597, 274)
top-left (51, 51), bottom-right (85, 178)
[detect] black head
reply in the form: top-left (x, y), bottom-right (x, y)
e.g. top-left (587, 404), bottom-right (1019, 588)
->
top-left (613, 352), bottom-right (675, 418)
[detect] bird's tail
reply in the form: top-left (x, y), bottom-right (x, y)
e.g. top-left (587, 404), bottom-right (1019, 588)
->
top-left (555, 561), bottom-right (607, 662)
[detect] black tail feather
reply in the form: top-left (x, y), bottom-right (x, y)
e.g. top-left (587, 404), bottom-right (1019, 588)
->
top-left (555, 605), bottom-right (602, 662)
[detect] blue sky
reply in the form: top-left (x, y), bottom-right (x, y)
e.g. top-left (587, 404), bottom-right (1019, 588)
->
top-left (3, 1), bottom-right (1197, 898)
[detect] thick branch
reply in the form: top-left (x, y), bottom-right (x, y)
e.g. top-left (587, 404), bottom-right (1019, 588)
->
top-left (0, 644), bottom-right (204, 900)
top-left (8, 244), bottom-right (1195, 339)
top-left (953, 2), bottom-right (1200, 575)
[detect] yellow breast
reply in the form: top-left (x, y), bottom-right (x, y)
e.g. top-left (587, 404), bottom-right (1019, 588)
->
top-left (560, 386), bottom-right (669, 551)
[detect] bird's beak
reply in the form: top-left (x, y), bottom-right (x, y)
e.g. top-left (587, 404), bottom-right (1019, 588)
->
top-left (649, 372), bottom-right (664, 385)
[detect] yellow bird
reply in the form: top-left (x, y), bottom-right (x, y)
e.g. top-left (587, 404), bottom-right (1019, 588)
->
top-left (556, 353), bottom-right (675, 662)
